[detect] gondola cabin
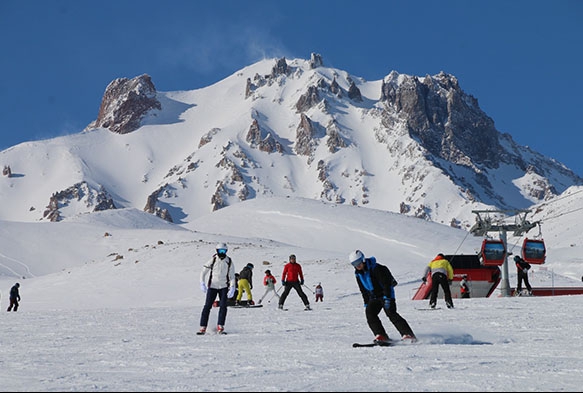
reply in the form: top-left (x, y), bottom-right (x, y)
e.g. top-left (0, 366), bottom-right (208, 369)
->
top-left (521, 238), bottom-right (546, 264)
top-left (480, 239), bottom-right (506, 266)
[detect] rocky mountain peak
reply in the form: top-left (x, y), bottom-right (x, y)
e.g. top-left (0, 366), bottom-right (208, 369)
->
top-left (92, 74), bottom-right (161, 134)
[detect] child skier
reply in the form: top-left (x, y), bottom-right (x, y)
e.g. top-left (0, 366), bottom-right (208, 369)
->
top-left (258, 269), bottom-right (280, 305)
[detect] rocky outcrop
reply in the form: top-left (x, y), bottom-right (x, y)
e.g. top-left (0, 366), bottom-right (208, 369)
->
top-left (295, 85), bottom-right (321, 113)
top-left (143, 185), bottom-right (173, 223)
top-left (325, 120), bottom-right (347, 153)
top-left (271, 57), bottom-right (290, 78)
top-left (294, 113), bottom-right (317, 156)
top-left (380, 71), bottom-right (501, 169)
top-left (309, 52), bottom-right (323, 69)
top-left (43, 182), bottom-right (116, 222)
top-left (92, 74), bottom-right (161, 134)
top-left (347, 79), bottom-right (362, 102)
top-left (246, 119), bottom-right (283, 153)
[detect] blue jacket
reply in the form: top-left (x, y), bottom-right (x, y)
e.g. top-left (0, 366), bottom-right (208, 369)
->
top-left (354, 257), bottom-right (397, 304)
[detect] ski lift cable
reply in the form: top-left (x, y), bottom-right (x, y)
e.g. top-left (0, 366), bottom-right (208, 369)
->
top-left (449, 228), bottom-right (473, 262)
top-left (538, 188), bottom-right (583, 207)
top-left (537, 206), bottom-right (583, 223)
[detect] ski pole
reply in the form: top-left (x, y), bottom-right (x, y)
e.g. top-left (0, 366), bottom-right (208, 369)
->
top-left (267, 286), bottom-right (281, 303)
top-left (302, 283), bottom-right (315, 294)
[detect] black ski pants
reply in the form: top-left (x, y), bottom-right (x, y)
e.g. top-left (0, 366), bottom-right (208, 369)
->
top-left (279, 282), bottom-right (309, 307)
top-left (517, 270), bottom-right (532, 292)
top-left (429, 272), bottom-right (453, 308)
top-left (365, 297), bottom-right (415, 339)
top-left (7, 298), bottom-right (19, 312)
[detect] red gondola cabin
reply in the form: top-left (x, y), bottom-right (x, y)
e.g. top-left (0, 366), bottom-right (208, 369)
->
top-left (480, 239), bottom-right (506, 266)
top-left (521, 238), bottom-right (546, 264)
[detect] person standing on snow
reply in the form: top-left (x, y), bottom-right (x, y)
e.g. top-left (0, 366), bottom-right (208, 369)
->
top-left (236, 263), bottom-right (255, 305)
top-left (422, 253), bottom-right (454, 309)
top-left (7, 282), bottom-right (21, 312)
top-left (315, 282), bottom-right (324, 302)
top-left (350, 250), bottom-right (416, 344)
top-left (258, 269), bottom-right (279, 305)
top-left (198, 243), bottom-right (236, 335)
top-left (514, 255), bottom-right (532, 296)
top-left (278, 254), bottom-right (311, 310)
top-left (460, 274), bottom-right (470, 298)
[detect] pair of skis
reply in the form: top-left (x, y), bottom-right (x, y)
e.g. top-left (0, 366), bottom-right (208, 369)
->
top-left (352, 341), bottom-right (393, 348)
top-left (353, 337), bottom-right (418, 347)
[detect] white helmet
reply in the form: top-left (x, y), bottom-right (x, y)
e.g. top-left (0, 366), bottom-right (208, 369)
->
top-left (216, 242), bottom-right (228, 252)
top-left (349, 250), bottom-right (365, 267)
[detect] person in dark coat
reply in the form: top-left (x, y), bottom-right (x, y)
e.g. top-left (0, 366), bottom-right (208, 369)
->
top-left (236, 263), bottom-right (255, 305)
top-left (514, 255), bottom-right (532, 296)
top-left (349, 250), bottom-right (416, 344)
top-left (7, 283), bottom-right (21, 312)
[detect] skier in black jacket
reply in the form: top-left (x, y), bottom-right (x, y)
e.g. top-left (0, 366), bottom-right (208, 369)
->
top-left (236, 263), bottom-right (254, 305)
top-left (7, 283), bottom-right (20, 312)
top-left (349, 250), bottom-right (416, 344)
top-left (514, 255), bottom-right (532, 296)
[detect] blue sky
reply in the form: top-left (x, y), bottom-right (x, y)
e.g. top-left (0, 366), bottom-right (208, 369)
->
top-left (1, 1), bottom-right (582, 175)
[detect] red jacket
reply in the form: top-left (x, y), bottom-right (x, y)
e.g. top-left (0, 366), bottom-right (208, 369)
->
top-left (263, 274), bottom-right (277, 286)
top-left (282, 261), bottom-right (304, 283)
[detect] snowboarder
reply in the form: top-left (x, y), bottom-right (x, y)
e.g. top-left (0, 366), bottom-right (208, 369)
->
top-left (422, 253), bottom-right (454, 309)
top-left (514, 255), bottom-right (532, 296)
top-left (278, 254), bottom-right (311, 310)
top-left (7, 282), bottom-right (20, 312)
top-left (315, 282), bottom-right (324, 302)
top-left (236, 263), bottom-right (255, 305)
top-left (258, 269), bottom-right (279, 305)
top-left (198, 242), bottom-right (236, 334)
top-left (460, 274), bottom-right (470, 298)
top-left (349, 250), bottom-right (416, 344)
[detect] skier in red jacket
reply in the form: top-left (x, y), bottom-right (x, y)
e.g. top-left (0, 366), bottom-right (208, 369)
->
top-left (278, 254), bottom-right (311, 310)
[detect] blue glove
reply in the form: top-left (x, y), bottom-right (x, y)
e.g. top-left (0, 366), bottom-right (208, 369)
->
top-left (200, 282), bottom-right (208, 293)
top-left (300, 279), bottom-right (304, 285)
top-left (364, 303), bottom-right (368, 308)
top-left (227, 286), bottom-right (235, 298)
top-left (282, 281), bottom-right (286, 286)
top-left (383, 297), bottom-right (391, 311)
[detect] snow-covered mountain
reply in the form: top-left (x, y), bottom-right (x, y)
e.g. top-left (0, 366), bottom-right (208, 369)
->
top-left (1, 53), bottom-right (581, 229)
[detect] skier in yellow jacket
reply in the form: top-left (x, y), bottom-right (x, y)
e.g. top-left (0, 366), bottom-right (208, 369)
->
top-left (422, 253), bottom-right (454, 309)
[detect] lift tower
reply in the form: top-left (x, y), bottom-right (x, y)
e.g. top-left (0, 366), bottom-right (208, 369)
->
top-left (470, 210), bottom-right (538, 297)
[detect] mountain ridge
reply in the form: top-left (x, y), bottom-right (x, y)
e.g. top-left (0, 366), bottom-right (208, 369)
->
top-left (1, 53), bottom-right (580, 229)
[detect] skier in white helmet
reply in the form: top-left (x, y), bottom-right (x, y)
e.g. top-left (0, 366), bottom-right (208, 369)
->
top-left (198, 242), bottom-right (236, 335)
top-left (349, 250), bottom-right (416, 344)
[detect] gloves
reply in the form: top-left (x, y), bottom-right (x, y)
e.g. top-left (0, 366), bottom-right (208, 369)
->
top-left (200, 282), bottom-right (207, 293)
top-left (282, 281), bottom-right (286, 286)
top-left (300, 279), bottom-right (304, 285)
top-left (364, 303), bottom-right (368, 308)
top-left (448, 280), bottom-right (453, 285)
top-left (228, 286), bottom-right (235, 298)
top-left (383, 296), bottom-right (391, 311)
top-left (422, 277), bottom-right (427, 283)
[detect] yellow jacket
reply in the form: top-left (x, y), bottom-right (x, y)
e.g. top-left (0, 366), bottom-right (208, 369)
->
top-left (423, 254), bottom-right (454, 280)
